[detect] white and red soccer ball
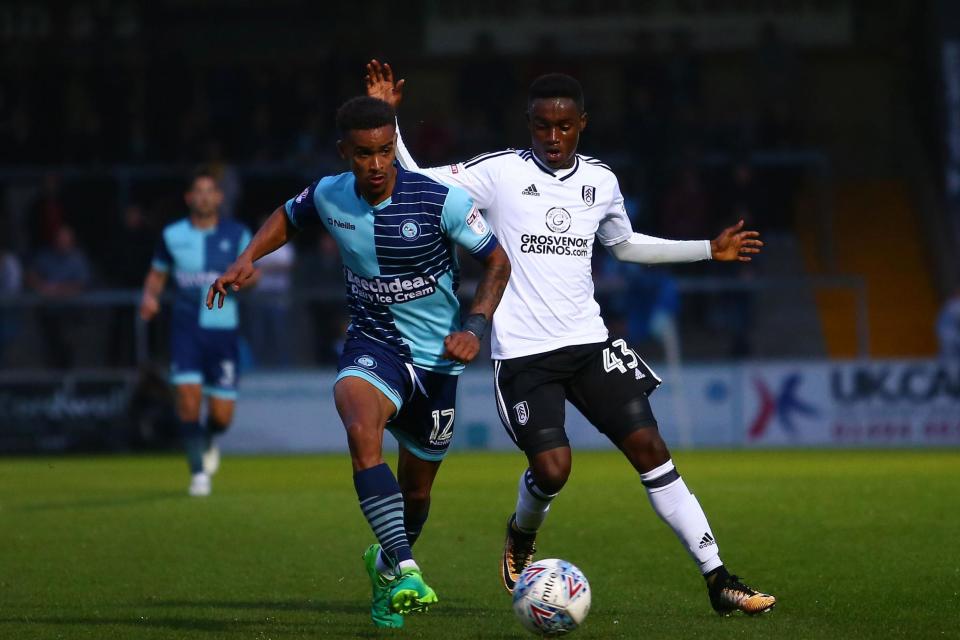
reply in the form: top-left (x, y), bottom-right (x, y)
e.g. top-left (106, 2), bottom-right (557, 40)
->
top-left (512, 558), bottom-right (591, 636)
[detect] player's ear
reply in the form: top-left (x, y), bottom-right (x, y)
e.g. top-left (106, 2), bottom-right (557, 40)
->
top-left (579, 111), bottom-right (588, 132)
top-left (336, 139), bottom-right (347, 161)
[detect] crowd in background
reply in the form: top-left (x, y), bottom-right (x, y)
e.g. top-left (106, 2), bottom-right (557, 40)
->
top-left (0, 20), bottom-right (812, 369)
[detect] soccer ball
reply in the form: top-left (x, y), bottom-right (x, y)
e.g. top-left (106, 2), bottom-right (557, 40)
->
top-left (512, 559), bottom-right (591, 636)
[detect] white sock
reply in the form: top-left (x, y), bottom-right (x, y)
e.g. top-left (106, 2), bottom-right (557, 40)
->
top-left (514, 468), bottom-right (558, 533)
top-left (641, 459), bottom-right (723, 575)
top-left (374, 551), bottom-right (419, 577)
top-left (375, 549), bottom-right (396, 579)
top-left (397, 559), bottom-right (419, 573)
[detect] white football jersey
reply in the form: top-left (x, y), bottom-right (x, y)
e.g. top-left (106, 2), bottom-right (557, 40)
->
top-left (397, 138), bottom-right (635, 360)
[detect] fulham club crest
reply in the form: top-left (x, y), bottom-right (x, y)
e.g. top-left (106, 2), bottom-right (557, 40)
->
top-left (514, 401), bottom-right (530, 426)
top-left (582, 185), bottom-right (596, 206)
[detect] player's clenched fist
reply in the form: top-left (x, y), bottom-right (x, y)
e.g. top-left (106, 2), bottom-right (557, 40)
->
top-left (207, 258), bottom-right (257, 309)
top-left (442, 331), bottom-right (480, 364)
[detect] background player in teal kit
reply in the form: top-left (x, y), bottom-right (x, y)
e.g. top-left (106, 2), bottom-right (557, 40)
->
top-left (140, 169), bottom-right (253, 497)
top-left (207, 97), bottom-right (511, 628)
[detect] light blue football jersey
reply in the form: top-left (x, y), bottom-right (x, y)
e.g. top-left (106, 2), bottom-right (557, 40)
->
top-left (286, 166), bottom-right (498, 374)
top-left (152, 217), bottom-right (251, 330)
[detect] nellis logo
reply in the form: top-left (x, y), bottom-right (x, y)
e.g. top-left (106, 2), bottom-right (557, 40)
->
top-left (328, 218), bottom-right (356, 231)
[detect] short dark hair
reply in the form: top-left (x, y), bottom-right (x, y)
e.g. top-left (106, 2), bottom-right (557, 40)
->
top-left (528, 73), bottom-right (584, 112)
top-left (188, 166), bottom-right (219, 191)
top-left (335, 97), bottom-right (396, 136)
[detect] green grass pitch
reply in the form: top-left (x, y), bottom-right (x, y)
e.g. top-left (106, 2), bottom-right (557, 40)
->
top-left (1, 449), bottom-right (957, 639)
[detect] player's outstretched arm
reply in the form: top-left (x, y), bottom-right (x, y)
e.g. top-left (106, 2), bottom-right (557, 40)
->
top-left (709, 219), bottom-right (763, 262)
top-left (608, 233), bottom-right (714, 264)
top-left (442, 245), bottom-right (511, 364)
top-left (207, 205), bottom-right (294, 309)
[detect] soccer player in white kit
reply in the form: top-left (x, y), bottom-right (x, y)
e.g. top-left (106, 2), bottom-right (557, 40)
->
top-left (366, 61), bottom-right (776, 616)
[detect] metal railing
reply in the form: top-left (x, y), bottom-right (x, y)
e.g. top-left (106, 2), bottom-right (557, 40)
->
top-left (0, 274), bottom-right (868, 372)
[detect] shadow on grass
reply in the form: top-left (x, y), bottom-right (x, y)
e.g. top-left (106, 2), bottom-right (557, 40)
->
top-left (150, 598), bottom-right (488, 616)
top-left (148, 599), bottom-right (365, 615)
top-left (15, 491), bottom-right (182, 512)
top-left (0, 597), bottom-right (515, 638)
top-left (0, 609), bottom-right (380, 638)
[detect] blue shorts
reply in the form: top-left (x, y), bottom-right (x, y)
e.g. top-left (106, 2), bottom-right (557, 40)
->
top-left (337, 337), bottom-right (458, 461)
top-left (170, 327), bottom-right (239, 399)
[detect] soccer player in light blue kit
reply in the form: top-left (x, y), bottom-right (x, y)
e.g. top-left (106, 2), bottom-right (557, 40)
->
top-left (140, 169), bottom-right (253, 497)
top-left (207, 97), bottom-right (511, 628)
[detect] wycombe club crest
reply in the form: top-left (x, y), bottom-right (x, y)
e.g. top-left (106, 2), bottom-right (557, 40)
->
top-left (355, 355), bottom-right (377, 369)
top-left (400, 219), bottom-right (421, 241)
top-left (582, 185), bottom-right (595, 206)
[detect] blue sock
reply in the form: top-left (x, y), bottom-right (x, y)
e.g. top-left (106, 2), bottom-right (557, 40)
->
top-left (180, 420), bottom-right (205, 474)
top-left (354, 463), bottom-right (413, 564)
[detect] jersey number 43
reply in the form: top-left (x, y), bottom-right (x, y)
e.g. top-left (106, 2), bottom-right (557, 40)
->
top-left (602, 339), bottom-right (645, 379)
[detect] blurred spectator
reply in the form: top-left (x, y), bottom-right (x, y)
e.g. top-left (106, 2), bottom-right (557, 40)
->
top-left (605, 262), bottom-right (680, 350)
top-left (937, 287), bottom-right (960, 359)
top-left (624, 30), bottom-right (667, 105)
top-left (28, 173), bottom-right (66, 253)
top-left (249, 226), bottom-right (296, 367)
top-left (411, 110), bottom-right (457, 167)
top-left (25, 225), bottom-right (92, 369)
top-left (63, 74), bottom-right (103, 163)
top-left (754, 22), bottom-right (800, 111)
top-left (526, 34), bottom-right (581, 89)
top-left (308, 232), bottom-right (349, 364)
top-left (753, 22), bottom-right (803, 151)
top-left (0, 235), bottom-right (23, 364)
top-left (0, 102), bottom-right (36, 164)
top-left (713, 157), bottom-right (763, 356)
top-left (717, 157), bottom-right (765, 231)
top-left (291, 113), bottom-right (325, 166)
top-left (660, 160), bottom-right (712, 240)
top-left (105, 205), bottom-right (155, 365)
top-left (623, 84), bottom-right (667, 196)
top-left (202, 140), bottom-right (243, 219)
top-left (458, 32), bottom-right (514, 133)
top-left (665, 29), bottom-right (702, 111)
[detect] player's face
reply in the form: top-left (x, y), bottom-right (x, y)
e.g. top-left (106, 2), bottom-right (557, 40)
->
top-left (527, 98), bottom-right (587, 170)
top-left (185, 176), bottom-right (223, 218)
top-left (338, 125), bottom-right (397, 204)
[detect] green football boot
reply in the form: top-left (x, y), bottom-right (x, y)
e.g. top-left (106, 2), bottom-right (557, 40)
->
top-left (362, 544), bottom-right (403, 628)
top-left (389, 567), bottom-right (438, 614)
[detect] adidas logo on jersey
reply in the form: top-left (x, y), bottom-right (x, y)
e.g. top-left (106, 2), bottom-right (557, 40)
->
top-left (521, 184), bottom-right (540, 196)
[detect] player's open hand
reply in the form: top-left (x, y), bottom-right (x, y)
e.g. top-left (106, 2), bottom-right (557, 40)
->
top-left (442, 331), bottom-right (480, 364)
top-left (709, 219), bottom-right (763, 262)
top-left (207, 258), bottom-right (257, 309)
top-left (365, 59), bottom-right (405, 110)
